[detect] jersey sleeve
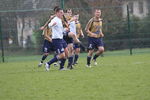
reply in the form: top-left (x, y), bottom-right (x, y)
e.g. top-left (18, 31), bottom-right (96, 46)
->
top-left (85, 18), bottom-right (93, 32)
top-left (48, 18), bottom-right (57, 28)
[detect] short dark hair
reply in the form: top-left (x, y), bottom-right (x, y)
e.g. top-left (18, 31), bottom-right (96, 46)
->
top-left (66, 9), bottom-right (72, 12)
top-left (53, 6), bottom-right (62, 13)
top-left (53, 6), bottom-right (59, 12)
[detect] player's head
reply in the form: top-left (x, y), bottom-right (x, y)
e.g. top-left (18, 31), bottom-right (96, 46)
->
top-left (54, 7), bottom-right (64, 18)
top-left (66, 9), bottom-right (72, 16)
top-left (74, 14), bottom-right (79, 21)
top-left (53, 6), bottom-right (60, 12)
top-left (94, 9), bottom-right (101, 18)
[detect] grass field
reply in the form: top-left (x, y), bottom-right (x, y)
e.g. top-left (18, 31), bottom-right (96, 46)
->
top-left (0, 52), bottom-right (150, 100)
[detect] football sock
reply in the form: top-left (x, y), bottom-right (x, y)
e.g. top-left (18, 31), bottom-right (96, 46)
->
top-left (74, 54), bottom-right (79, 64)
top-left (41, 55), bottom-right (48, 63)
top-left (93, 54), bottom-right (99, 61)
top-left (68, 56), bottom-right (74, 67)
top-left (87, 56), bottom-right (92, 65)
top-left (47, 56), bottom-right (58, 65)
top-left (60, 58), bottom-right (66, 69)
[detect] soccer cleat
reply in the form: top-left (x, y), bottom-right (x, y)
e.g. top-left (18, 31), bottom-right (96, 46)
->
top-left (93, 60), bottom-right (97, 66)
top-left (59, 67), bottom-right (68, 71)
top-left (73, 62), bottom-right (78, 66)
top-left (45, 63), bottom-right (50, 71)
top-left (53, 62), bottom-right (59, 67)
top-left (67, 65), bottom-right (74, 70)
top-left (86, 64), bottom-right (91, 68)
top-left (38, 62), bottom-right (43, 67)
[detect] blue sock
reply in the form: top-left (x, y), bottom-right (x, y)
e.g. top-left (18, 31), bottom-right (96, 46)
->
top-left (60, 58), bottom-right (66, 69)
top-left (93, 54), bottom-right (99, 61)
top-left (41, 55), bottom-right (47, 63)
top-left (68, 56), bottom-right (74, 67)
top-left (87, 56), bottom-right (92, 65)
top-left (74, 54), bottom-right (79, 64)
top-left (47, 56), bottom-right (58, 65)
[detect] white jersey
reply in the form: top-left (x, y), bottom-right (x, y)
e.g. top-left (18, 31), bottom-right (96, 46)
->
top-left (69, 21), bottom-right (76, 34)
top-left (48, 16), bottom-right (64, 39)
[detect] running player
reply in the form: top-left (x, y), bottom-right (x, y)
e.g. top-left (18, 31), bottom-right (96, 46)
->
top-left (38, 6), bottom-right (59, 67)
top-left (85, 9), bottom-right (104, 67)
top-left (63, 9), bottom-right (82, 69)
top-left (45, 7), bottom-right (67, 71)
top-left (73, 14), bottom-right (84, 65)
top-left (38, 26), bottom-right (54, 67)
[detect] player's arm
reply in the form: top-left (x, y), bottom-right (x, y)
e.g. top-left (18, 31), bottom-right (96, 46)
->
top-left (99, 29), bottom-right (104, 37)
top-left (85, 19), bottom-right (97, 38)
top-left (44, 27), bottom-right (52, 42)
top-left (40, 15), bottom-right (55, 30)
top-left (48, 19), bottom-right (57, 28)
top-left (77, 25), bottom-right (84, 38)
top-left (97, 20), bottom-right (104, 38)
top-left (62, 15), bottom-right (70, 29)
top-left (79, 24), bottom-right (84, 38)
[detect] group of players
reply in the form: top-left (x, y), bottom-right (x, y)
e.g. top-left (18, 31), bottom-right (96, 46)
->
top-left (38, 6), bottom-right (104, 71)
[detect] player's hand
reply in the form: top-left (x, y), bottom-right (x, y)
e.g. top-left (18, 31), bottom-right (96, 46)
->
top-left (91, 33), bottom-right (98, 38)
top-left (64, 28), bottom-right (70, 32)
top-left (100, 33), bottom-right (104, 37)
top-left (50, 15), bottom-right (54, 18)
top-left (81, 34), bottom-right (84, 38)
top-left (48, 38), bottom-right (52, 42)
top-left (40, 26), bottom-right (45, 30)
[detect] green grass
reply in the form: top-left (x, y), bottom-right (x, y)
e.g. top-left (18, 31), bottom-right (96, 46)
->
top-left (0, 53), bottom-right (150, 100)
top-left (1, 48), bottom-right (150, 62)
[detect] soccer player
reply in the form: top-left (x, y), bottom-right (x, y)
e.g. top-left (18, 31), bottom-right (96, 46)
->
top-left (62, 9), bottom-right (80, 69)
top-left (73, 14), bottom-right (84, 65)
top-left (45, 7), bottom-right (67, 71)
top-left (85, 9), bottom-right (104, 67)
top-left (38, 6), bottom-right (60, 67)
top-left (40, 6), bottom-right (59, 30)
top-left (38, 26), bottom-right (55, 67)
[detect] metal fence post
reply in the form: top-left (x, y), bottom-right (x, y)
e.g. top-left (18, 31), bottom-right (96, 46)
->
top-left (127, 5), bottom-right (133, 55)
top-left (60, 0), bottom-right (64, 9)
top-left (0, 16), bottom-right (5, 62)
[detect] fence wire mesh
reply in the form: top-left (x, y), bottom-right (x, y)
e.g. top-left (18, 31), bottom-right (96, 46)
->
top-left (0, 0), bottom-right (150, 62)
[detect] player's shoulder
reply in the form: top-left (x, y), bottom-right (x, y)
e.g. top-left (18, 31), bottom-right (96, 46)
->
top-left (99, 18), bottom-right (103, 21)
top-left (93, 17), bottom-right (102, 22)
top-left (88, 17), bottom-right (95, 22)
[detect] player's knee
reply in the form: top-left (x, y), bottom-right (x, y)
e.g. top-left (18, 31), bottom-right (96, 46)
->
top-left (98, 47), bottom-right (104, 53)
top-left (58, 54), bottom-right (65, 59)
top-left (70, 32), bottom-right (76, 38)
top-left (88, 50), bottom-right (94, 56)
top-left (44, 53), bottom-right (49, 56)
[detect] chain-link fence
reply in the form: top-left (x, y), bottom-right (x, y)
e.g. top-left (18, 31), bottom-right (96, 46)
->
top-left (0, 0), bottom-right (150, 62)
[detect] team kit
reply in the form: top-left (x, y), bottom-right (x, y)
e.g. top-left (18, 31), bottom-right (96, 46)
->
top-left (38, 6), bottom-right (104, 71)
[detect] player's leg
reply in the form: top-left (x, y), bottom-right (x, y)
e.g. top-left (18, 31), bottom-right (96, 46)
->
top-left (38, 40), bottom-right (50, 67)
top-left (92, 38), bottom-right (104, 65)
top-left (73, 43), bottom-right (80, 65)
top-left (86, 37), bottom-right (95, 67)
top-left (92, 46), bottom-right (104, 65)
top-left (59, 39), bottom-right (68, 69)
top-left (87, 49), bottom-right (94, 67)
top-left (67, 43), bottom-right (74, 69)
top-left (68, 32), bottom-right (80, 43)
top-left (38, 53), bottom-right (49, 67)
top-left (45, 39), bottom-right (66, 71)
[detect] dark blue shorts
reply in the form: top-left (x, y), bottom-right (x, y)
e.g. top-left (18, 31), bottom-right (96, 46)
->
top-left (52, 39), bottom-right (65, 54)
top-left (63, 32), bottom-right (73, 44)
top-left (74, 43), bottom-right (80, 49)
top-left (87, 37), bottom-right (104, 50)
top-left (43, 40), bottom-right (54, 53)
top-left (62, 39), bottom-right (67, 49)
